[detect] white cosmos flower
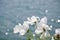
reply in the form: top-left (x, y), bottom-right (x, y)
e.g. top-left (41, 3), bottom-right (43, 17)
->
top-left (55, 29), bottom-right (60, 35)
top-left (35, 17), bottom-right (51, 38)
top-left (27, 16), bottom-right (40, 25)
top-left (35, 23), bottom-right (51, 34)
top-left (13, 21), bottom-right (29, 35)
top-left (53, 29), bottom-right (60, 39)
top-left (13, 23), bottom-right (21, 33)
top-left (35, 17), bottom-right (51, 34)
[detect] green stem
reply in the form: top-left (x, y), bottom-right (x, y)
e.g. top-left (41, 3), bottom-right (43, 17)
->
top-left (26, 29), bottom-right (33, 40)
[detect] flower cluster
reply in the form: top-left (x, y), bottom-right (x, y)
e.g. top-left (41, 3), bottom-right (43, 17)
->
top-left (13, 16), bottom-right (41, 35)
top-left (13, 16), bottom-right (60, 40)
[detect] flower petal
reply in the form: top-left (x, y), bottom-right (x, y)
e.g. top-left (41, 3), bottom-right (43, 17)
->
top-left (35, 29), bottom-right (43, 34)
top-left (55, 29), bottom-right (60, 34)
top-left (40, 17), bottom-right (47, 24)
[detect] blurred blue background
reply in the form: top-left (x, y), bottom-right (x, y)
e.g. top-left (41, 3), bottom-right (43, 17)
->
top-left (0, 0), bottom-right (60, 40)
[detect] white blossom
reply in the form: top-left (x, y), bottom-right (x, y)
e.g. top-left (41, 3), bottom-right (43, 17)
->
top-left (55, 29), bottom-right (60, 35)
top-left (37, 24), bottom-right (51, 32)
top-left (13, 23), bottom-right (21, 33)
top-left (13, 21), bottom-right (29, 35)
top-left (27, 16), bottom-right (40, 25)
top-left (35, 17), bottom-right (51, 33)
top-left (35, 17), bottom-right (51, 38)
top-left (54, 29), bottom-right (60, 39)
